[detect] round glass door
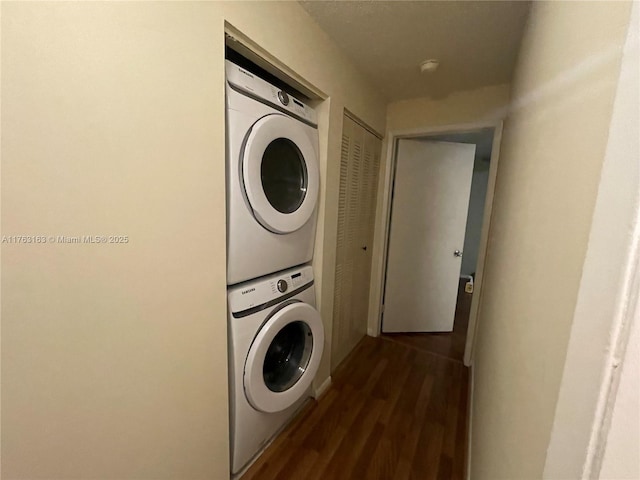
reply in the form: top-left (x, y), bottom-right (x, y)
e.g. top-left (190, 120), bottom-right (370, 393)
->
top-left (244, 302), bottom-right (324, 413)
top-left (242, 114), bottom-right (319, 234)
top-left (261, 139), bottom-right (308, 215)
top-left (263, 320), bottom-right (313, 392)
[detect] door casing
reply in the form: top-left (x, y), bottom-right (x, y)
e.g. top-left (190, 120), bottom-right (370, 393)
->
top-left (368, 121), bottom-right (503, 367)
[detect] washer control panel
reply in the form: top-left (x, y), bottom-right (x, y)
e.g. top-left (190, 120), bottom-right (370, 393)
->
top-left (228, 265), bottom-right (313, 313)
top-left (225, 60), bottom-right (317, 126)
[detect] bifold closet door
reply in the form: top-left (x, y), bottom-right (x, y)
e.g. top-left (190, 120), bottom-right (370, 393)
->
top-left (331, 114), bottom-right (381, 371)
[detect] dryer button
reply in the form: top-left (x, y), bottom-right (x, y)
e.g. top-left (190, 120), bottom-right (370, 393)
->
top-left (277, 280), bottom-right (288, 293)
top-left (277, 91), bottom-right (290, 106)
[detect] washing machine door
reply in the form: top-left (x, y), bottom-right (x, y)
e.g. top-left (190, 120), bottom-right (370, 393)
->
top-left (244, 302), bottom-right (324, 413)
top-left (242, 114), bottom-right (319, 234)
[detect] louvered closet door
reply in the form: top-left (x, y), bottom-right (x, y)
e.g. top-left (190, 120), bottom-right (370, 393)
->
top-left (331, 114), bottom-right (381, 371)
top-left (353, 130), bottom-right (381, 338)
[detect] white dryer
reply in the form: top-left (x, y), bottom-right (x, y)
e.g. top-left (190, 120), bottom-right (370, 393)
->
top-left (228, 265), bottom-right (324, 474)
top-left (226, 60), bottom-right (320, 285)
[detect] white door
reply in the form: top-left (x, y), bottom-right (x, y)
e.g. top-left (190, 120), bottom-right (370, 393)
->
top-left (244, 302), bottom-right (324, 413)
top-left (242, 114), bottom-right (319, 234)
top-left (382, 140), bottom-right (475, 333)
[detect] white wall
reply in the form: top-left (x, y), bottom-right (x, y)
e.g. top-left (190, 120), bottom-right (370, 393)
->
top-left (469, 1), bottom-right (633, 478)
top-left (544, 1), bottom-right (639, 477)
top-left (0, 2), bottom-right (386, 478)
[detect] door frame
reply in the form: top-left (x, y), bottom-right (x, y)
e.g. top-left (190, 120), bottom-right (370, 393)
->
top-left (367, 120), bottom-right (503, 367)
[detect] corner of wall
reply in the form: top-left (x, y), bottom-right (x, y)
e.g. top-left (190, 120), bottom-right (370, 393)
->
top-left (543, 2), bottom-right (639, 476)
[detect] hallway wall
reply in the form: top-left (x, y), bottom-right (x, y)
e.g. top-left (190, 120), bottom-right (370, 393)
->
top-left (0, 2), bottom-right (385, 478)
top-left (545, 1), bottom-right (639, 476)
top-left (386, 84), bottom-right (511, 133)
top-left (469, 1), bottom-right (634, 478)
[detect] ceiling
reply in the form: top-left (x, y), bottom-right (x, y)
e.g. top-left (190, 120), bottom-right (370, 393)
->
top-left (299, 1), bottom-right (530, 101)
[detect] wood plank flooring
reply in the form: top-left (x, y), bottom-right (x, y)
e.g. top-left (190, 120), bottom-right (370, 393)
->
top-left (241, 335), bottom-right (470, 479)
top-left (382, 280), bottom-right (472, 362)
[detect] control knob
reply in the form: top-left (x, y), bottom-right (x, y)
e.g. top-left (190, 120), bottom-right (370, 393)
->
top-left (277, 279), bottom-right (288, 293)
top-left (277, 90), bottom-right (290, 106)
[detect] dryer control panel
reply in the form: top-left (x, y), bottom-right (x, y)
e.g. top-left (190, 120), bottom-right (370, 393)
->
top-left (225, 60), bottom-right (317, 126)
top-left (228, 265), bottom-right (314, 314)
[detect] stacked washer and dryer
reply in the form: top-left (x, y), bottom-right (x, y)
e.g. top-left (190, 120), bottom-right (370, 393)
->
top-left (225, 60), bottom-right (325, 475)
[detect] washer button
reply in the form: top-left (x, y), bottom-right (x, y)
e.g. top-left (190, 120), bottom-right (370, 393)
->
top-left (277, 91), bottom-right (290, 106)
top-left (277, 280), bottom-right (288, 293)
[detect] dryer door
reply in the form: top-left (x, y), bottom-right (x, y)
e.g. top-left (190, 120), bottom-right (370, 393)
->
top-left (244, 302), bottom-right (324, 413)
top-left (242, 114), bottom-right (319, 234)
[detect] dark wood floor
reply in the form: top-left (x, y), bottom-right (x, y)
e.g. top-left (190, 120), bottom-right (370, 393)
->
top-left (382, 280), bottom-right (471, 363)
top-left (241, 285), bottom-right (472, 480)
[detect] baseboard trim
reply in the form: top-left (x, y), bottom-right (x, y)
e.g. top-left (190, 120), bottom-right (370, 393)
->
top-left (313, 375), bottom-right (332, 399)
top-left (466, 364), bottom-right (475, 480)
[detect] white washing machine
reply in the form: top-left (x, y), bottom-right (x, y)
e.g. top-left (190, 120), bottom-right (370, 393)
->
top-left (226, 60), bottom-right (320, 285)
top-left (228, 265), bottom-right (324, 474)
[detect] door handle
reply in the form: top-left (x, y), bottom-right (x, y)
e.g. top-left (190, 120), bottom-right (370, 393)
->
top-left (362, 246), bottom-right (367, 251)
top-left (454, 250), bottom-right (463, 257)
